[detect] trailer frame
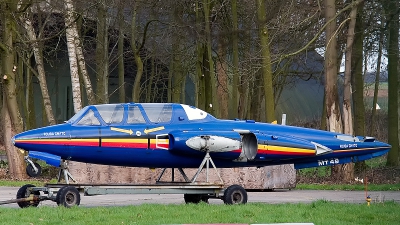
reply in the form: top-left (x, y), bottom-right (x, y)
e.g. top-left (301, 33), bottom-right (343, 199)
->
top-left (1, 182), bottom-right (248, 208)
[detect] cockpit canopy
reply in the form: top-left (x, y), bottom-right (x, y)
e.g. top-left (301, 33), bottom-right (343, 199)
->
top-left (67, 103), bottom-right (214, 126)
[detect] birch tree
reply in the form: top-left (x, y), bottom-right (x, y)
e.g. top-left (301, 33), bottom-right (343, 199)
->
top-left (64, 0), bottom-right (82, 113)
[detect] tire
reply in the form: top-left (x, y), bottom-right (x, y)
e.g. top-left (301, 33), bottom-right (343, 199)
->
top-left (16, 184), bottom-right (40, 208)
top-left (184, 194), bottom-right (209, 204)
top-left (223, 185), bottom-right (247, 205)
top-left (56, 186), bottom-right (80, 208)
top-left (26, 163), bottom-right (42, 177)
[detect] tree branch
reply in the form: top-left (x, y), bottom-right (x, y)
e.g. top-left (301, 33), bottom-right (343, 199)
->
top-left (138, 19), bottom-right (167, 52)
top-left (274, 0), bottom-right (364, 63)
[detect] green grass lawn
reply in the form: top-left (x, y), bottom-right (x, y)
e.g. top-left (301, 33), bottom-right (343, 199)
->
top-left (0, 201), bottom-right (399, 225)
top-left (295, 183), bottom-right (400, 191)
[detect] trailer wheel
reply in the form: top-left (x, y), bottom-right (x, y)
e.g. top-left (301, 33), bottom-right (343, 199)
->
top-left (223, 185), bottom-right (247, 204)
top-left (16, 184), bottom-right (40, 208)
top-left (184, 194), bottom-right (209, 204)
top-left (56, 186), bottom-right (80, 208)
top-left (26, 162), bottom-right (42, 177)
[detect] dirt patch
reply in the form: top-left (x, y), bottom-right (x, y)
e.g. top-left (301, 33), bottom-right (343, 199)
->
top-left (0, 168), bottom-right (8, 179)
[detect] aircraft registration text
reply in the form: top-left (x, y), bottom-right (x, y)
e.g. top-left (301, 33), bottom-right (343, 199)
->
top-left (318, 158), bottom-right (339, 166)
top-left (340, 143), bottom-right (357, 149)
top-left (43, 132), bottom-right (66, 136)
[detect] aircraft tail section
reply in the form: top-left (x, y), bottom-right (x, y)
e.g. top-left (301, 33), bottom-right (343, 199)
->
top-left (294, 148), bottom-right (389, 169)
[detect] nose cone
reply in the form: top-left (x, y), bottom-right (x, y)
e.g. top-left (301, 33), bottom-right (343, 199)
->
top-left (377, 141), bottom-right (391, 150)
top-left (12, 123), bottom-right (70, 151)
top-left (13, 130), bottom-right (38, 149)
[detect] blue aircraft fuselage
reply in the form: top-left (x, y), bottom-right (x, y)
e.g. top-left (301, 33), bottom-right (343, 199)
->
top-left (13, 103), bottom-right (390, 169)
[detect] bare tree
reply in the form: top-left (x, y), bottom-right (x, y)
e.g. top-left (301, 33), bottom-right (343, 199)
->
top-left (371, 17), bottom-right (384, 136)
top-left (1, 0), bottom-right (27, 179)
top-left (117, 0), bottom-right (126, 103)
top-left (21, 8), bottom-right (56, 125)
top-left (130, 0), bottom-right (144, 103)
top-left (64, 0), bottom-right (82, 113)
top-left (324, 0), bottom-right (343, 133)
top-left (342, 0), bottom-right (362, 182)
top-left (230, 0), bottom-right (240, 118)
top-left (256, 0), bottom-right (275, 122)
top-left (384, 0), bottom-right (400, 166)
top-left (95, 0), bottom-right (109, 104)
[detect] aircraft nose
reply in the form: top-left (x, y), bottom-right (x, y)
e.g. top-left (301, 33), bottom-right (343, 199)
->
top-left (378, 141), bottom-right (391, 149)
top-left (12, 132), bottom-right (27, 148)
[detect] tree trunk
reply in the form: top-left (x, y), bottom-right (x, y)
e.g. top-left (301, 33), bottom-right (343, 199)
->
top-left (371, 19), bottom-right (384, 137)
top-left (256, 0), bottom-right (275, 123)
top-left (22, 13), bottom-right (56, 125)
top-left (146, 58), bottom-right (155, 102)
top-left (75, 28), bottom-right (96, 106)
top-left (131, 1), bottom-right (144, 103)
top-left (1, 1), bottom-right (26, 179)
top-left (196, 45), bottom-right (206, 110)
top-left (324, 0), bottom-right (343, 181)
top-left (351, 2), bottom-right (367, 172)
top-left (170, 39), bottom-right (184, 103)
top-left (324, 0), bottom-right (342, 133)
top-left (384, 0), bottom-right (400, 166)
top-left (351, 3), bottom-right (365, 137)
top-left (95, 0), bottom-right (109, 104)
top-left (203, 0), bottom-right (218, 116)
top-left (341, 1), bottom-right (359, 182)
top-left (2, 97), bottom-right (26, 179)
top-left (230, 0), bottom-right (239, 119)
top-left (217, 37), bottom-right (229, 119)
top-left (118, 5), bottom-right (126, 103)
top-left (64, 0), bottom-right (82, 113)
top-left (25, 59), bottom-right (36, 129)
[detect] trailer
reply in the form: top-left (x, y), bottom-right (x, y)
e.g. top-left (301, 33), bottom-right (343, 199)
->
top-left (1, 182), bottom-right (248, 208)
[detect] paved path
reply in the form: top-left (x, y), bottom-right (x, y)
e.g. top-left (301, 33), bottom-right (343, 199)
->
top-left (0, 187), bottom-right (399, 208)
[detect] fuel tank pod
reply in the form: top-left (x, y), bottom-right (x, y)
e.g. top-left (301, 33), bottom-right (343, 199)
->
top-left (168, 130), bottom-right (242, 159)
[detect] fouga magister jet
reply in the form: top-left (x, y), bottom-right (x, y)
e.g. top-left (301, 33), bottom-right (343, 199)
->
top-left (13, 103), bottom-right (390, 183)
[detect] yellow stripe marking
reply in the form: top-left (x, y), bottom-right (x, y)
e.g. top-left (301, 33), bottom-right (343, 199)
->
top-left (111, 127), bottom-right (133, 135)
top-left (258, 144), bottom-right (315, 153)
top-left (102, 139), bottom-right (147, 143)
top-left (144, 126), bottom-right (165, 134)
top-left (150, 139), bottom-right (169, 144)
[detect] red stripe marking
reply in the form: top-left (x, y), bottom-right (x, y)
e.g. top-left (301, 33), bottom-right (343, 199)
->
top-left (16, 140), bottom-right (99, 147)
top-left (149, 143), bottom-right (169, 149)
top-left (102, 142), bottom-right (148, 148)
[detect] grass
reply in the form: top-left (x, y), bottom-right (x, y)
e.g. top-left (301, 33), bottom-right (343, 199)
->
top-left (296, 183), bottom-right (400, 191)
top-left (0, 201), bottom-right (399, 225)
top-left (0, 180), bottom-right (45, 187)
